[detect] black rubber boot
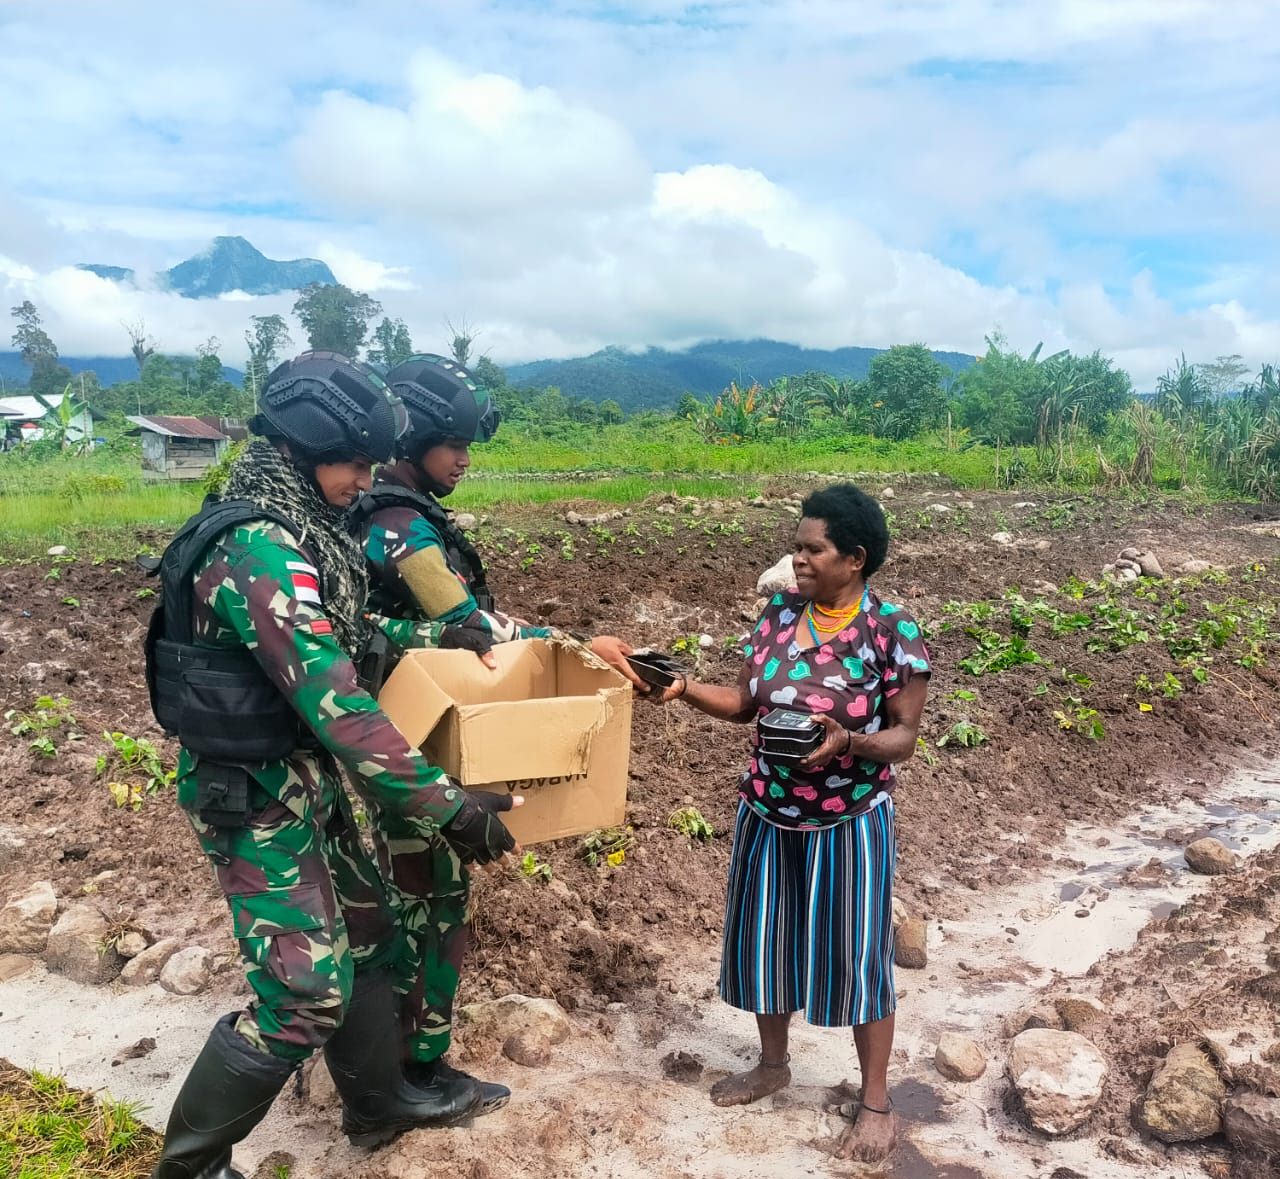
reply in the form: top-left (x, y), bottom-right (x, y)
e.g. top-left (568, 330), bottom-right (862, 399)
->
top-left (406, 1058), bottom-right (511, 1116)
top-left (325, 970), bottom-right (482, 1147)
top-left (150, 1013), bottom-right (297, 1179)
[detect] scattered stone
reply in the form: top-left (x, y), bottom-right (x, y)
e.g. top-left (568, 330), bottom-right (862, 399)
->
top-left (0, 953), bottom-right (34, 981)
top-left (112, 1037), bottom-right (157, 1067)
top-left (159, 946), bottom-right (215, 995)
top-left (503, 1030), bottom-right (552, 1068)
top-left (120, 936), bottom-right (181, 986)
top-left (565, 509), bottom-right (623, 526)
top-left (891, 896), bottom-right (907, 928)
top-left (1031, 581), bottom-right (1058, 596)
top-left (1136, 551), bottom-right (1164, 579)
top-left (0, 880), bottom-right (58, 955)
top-left (935, 1033), bottom-right (986, 1082)
top-left (47, 545), bottom-right (68, 557)
top-left (660, 1050), bottom-right (705, 1083)
top-left (879, 487), bottom-right (895, 500)
top-left (460, 994), bottom-right (572, 1045)
top-left (697, 633), bottom-right (714, 649)
top-left (17, 662), bottom-right (46, 689)
top-left (926, 503), bottom-right (952, 514)
top-left (1184, 837), bottom-right (1239, 876)
top-left (1012, 501), bottom-right (1037, 509)
top-left (1224, 1091), bottom-right (1280, 1157)
top-left (1137, 1043), bottom-right (1226, 1143)
top-left (1054, 994), bottom-right (1105, 1032)
top-left (1004, 1004), bottom-right (1064, 1037)
top-left (656, 503), bottom-right (676, 515)
top-left (116, 931), bottom-right (149, 959)
top-left (956, 500), bottom-right (976, 510)
top-left (45, 904), bottom-right (122, 985)
top-left (1119, 546), bottom-right (1141, 561)
top-left (1006, 1029), bottom-right (1107, 1136)
top-left (991, 531), bottom-right (1015, 546)
top-left (756, 554), bottom-right (795, 596)
top-left (453, 512), bottom-right (478, 532)
top-left (1176, 559), bottom-right (1218, 576)
top-left (895, 918), bottom-right (928, 969)
top-left (749, 495), bottom-right (768, 507)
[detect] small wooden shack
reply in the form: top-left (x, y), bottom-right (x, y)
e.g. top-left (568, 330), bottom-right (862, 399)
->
top-left (127, 415), bottom-right (231, 481)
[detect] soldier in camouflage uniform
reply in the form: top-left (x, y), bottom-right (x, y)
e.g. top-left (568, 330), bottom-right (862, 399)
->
top-left (354, 355), bottom-right (642, 1111)
top-left (146, 353), bottom-right (520, 1179)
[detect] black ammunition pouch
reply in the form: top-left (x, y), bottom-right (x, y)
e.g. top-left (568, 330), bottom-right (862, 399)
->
top-left (193, 760), bottom-right (255, 828)
top-left (143, 497), bottom-right (311, 765)
top-left (355, 628), bottom-right (401, 697)
top-left (349, 483), bottom-right (495, 614)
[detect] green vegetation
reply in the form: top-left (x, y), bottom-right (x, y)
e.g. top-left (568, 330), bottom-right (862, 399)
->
top-left (5, 695), bottom-right (79, 760)
top-left (0, 1062), bottom-right (159, 1179)
top-left (668, 805), bottom-right (715, 842)
top-left (581, 826), bottom-right (634, 868)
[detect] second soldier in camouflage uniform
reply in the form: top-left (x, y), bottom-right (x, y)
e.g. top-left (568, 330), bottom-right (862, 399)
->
top-left (146, 353), bottom-right (519, 1179)
top-left (354, 355), bottom-right (641, 1109)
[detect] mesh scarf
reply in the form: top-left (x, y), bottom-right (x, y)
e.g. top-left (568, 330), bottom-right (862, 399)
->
top-left (221, 440), bottom-right (368, 657)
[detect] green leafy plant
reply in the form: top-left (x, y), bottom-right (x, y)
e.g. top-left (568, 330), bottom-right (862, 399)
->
top-left (29, 735), bottom-right (57, 759)
top-left (61, 595), bottom-right (80, 607)
top-left (958, 630), bottom-right (1045, 676)
top-left (581, 826), bottom-right (634, 868)
top-left (519, 851), bottom-right (553, 882)
top-left (669, 805), bottom-right (715, 841)
top-left (1053, 698), bottom-right (1105, 741)
top-left (937, 720), bottom-right (988, 748)
top-left (97, 730), bottom-right (175, 794)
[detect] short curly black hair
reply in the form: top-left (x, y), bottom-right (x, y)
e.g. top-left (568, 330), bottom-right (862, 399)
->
top-left (800, 482), bottom-right (890, 577)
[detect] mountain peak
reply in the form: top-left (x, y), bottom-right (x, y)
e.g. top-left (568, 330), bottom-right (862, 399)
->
top-left (164, 237), bottom-right (335, 299)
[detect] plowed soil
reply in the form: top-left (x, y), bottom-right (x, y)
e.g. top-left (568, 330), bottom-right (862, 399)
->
top-left (2, 481), bottom-right (1280, 1177)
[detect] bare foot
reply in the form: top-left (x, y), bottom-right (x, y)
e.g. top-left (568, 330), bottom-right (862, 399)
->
top-left (834, 1105), bottom-right (899, 1163)
top-left (709, 1060), bottom-right (792, 1107)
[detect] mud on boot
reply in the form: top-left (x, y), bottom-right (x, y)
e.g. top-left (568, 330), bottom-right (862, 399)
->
top-left (325, 970), bottom-right (482, 1147)
top-left (407, 1058), bottom-right (511, 1116)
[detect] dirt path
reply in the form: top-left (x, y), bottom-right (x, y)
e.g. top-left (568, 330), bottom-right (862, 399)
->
top-left (3, 485), bottom-right (1280, 1176)
top-left (3, 754), bottom-right (1278, 1177)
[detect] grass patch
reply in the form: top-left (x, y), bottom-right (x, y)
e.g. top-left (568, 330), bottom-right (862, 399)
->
top-left (0, 1060), bottom-right (160, 1179)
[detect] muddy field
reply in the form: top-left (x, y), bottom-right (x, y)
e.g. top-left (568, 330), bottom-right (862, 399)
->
top-left (2, 481), bottom-right (1280, 1178)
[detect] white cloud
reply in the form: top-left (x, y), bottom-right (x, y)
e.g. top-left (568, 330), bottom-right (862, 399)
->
top-left (313, 242), bottom-right (415, 292)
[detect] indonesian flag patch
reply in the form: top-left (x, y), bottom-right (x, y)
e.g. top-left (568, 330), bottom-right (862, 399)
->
top-left (308, 618), bottom-right (334, 636)
top-left (287, 561), bottom-right (322, 606)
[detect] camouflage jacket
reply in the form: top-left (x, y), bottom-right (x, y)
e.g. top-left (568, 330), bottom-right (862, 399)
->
top-left (360, 470), bottom-right (551, 642)
top-left (175, 518), bottom-right (464, 834)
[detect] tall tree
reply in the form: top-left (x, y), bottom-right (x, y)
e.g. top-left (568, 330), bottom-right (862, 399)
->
top-left (866, 343), bottom-right (948, 438)
top-left (243, 313), bottom-right (293, 406)
top-left (1196, 354), bottom-right (1251, 400)
top-left (10, 300), bottom-right (71, 399)
top-left (367, 317), bottom-right (414, 369)
top-left (471, 355), bottom-right (508, 391)
top-left (293, 283), bottom-right (381, 355)
top-left (123, 318), bottom-right (156, 375)
top-left (445, 315), bottom-right (477, 367)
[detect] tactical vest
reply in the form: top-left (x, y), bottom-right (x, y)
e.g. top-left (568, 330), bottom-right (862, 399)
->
top-left (351, 483), bottom-right (495, 615)
top-left (143, 497), bottom-right (312, 763)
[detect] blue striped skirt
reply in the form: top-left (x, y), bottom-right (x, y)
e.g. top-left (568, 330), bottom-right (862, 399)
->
top-left (719, 799), bottom-right (897, 1027)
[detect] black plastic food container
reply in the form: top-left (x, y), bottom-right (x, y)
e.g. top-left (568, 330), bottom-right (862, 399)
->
top-left (625, 650), bottom-right (691, 689)
top-left (758, 708), bottom-right (824, 761)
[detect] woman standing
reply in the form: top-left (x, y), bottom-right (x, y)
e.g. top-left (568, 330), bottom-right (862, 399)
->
top-left (659, 482), bottom-right (929, 1164)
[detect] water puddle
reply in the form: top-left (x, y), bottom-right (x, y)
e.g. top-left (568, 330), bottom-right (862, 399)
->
top-left (891, 759), bottom-right (1280, 1178)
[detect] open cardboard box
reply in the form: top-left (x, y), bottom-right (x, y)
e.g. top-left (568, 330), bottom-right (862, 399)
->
top-left (378, 638), bottom-right (633, 845)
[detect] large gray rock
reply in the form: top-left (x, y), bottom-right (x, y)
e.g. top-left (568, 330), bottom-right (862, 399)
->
top-left (120, 937), bottom-right (180, 986)
top-left (459, 994), bottom-right (571, 1045)
top-left (1184, 837), bottom-right (1239, 876)
top-left (1006, 1029), bottom-right (1107, 1135)
top-left (895, 918), bottom-right (928, 969)
top-left (935, 1033), bottom-right (986, 1082)
top-left (0, 881), bottom-right (57, 955)
top-left (1136, 1042), bottom-right (1226, 1143)
top-left (159, 946), bottom-right (215, 996)
top-left (755, 554), bottom-right (795, 596)
top-left (1224, 1092), bottom-right (1280, 1157)
top-left (45, 904), bottom-right (122, 985)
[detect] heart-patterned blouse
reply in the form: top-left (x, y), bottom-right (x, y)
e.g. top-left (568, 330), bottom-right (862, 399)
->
top-left (739, 586), bottom-right (931, 829)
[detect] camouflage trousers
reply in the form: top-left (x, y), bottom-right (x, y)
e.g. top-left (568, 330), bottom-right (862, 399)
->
top-left (181, 758), bottom-right (397, 1063)
top-left (370, 815), bottom-right (471, 1065)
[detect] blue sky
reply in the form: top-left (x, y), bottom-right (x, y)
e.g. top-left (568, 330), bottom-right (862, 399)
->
top-left (0, 0), bottom-right (1277, 384)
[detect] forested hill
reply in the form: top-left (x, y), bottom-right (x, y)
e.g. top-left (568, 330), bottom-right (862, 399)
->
top-left (505, 339), bottom-right (975, 411)
top-left (0, 353), bottom-right (242, 389)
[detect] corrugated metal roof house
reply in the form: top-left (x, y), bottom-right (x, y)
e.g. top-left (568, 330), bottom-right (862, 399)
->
top-left (127, 415), bottom-right (231, 481)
